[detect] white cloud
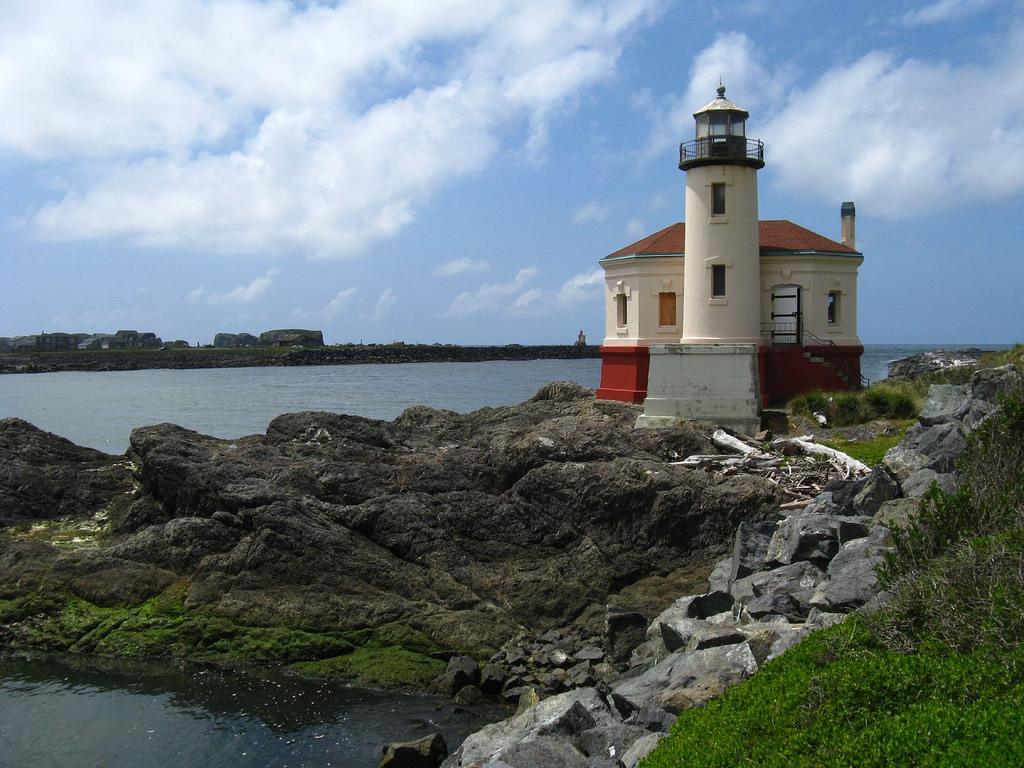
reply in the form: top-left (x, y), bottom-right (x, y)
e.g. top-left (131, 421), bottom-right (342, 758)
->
top-left (371, 288), bottom-right (397, 322)
top-left (571, 201), bottom-right (611, 224)
top-left (625, 219), bottom-right (647, 239)
top-left (324, 288), bottom-right (358, 320)
top-left (442, 267), bottom-right (539, 317)
top-left (555, 268), bottom-right (604, 305)
top-left (443, 266), bottom-right (602, 319)
top-left (901, 0), bottom-right (994, 25)
top-left (433, 257), bottom-right (490, 277)
top-left (762, 23), bottom-right (1024, 218)
top-left (293, 286), bottom-right (357, 322)
top-left (189, 268), bottom-right (279, 305)
top-left (2, 0), bottom-right (663, 257)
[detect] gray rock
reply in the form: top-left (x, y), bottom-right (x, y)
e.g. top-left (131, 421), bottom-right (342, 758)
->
top-left (916, 384), bottom-right (970, 427)
top-left (579, 724), bottom-right (651, 762)
top-left (686, 626), bottom-right (747, 651)
top-left (968, 365), bottom-right (1024, 405)
top-left (744, 592), bottom-right (804, 623)
top-left (765, 514), bottom-right (869, 569)
top-left (729, 519), bottom-right (779, 582)
top-left (622, 705), bottom-right (676, 733)
top-left (883, 444), bottom-right (931, 482)
top-left (480, 663), bottom-right (506, 695)
top-left (874, 497), bottom-right (919, 529)
top-left (617, 732), bottom-right (665, 768)
top-left (658, 617), bottom-right (710, 653)
top-left (801, 493), bottom-right (845, 516)
top-left (708, 557), bottom-right (733, 593)
top-left (686, 591), bottom-right (735, 619)
top-left (852, 466), bottom-right (899, 517)
top-left (741, 561), bottom-right (828, 617)
top-left (811, 527), bottom-right (893, 611)
top-left (765, 625), bottom-right (815, 661)
top-left (901, 468), bottom-right (957, 499)
top-left (380, 732), bottom-right (448, 768)
top-left (485, 738), bottom-right (588, 768)
top-left (611, 642), bottom-right (759, 716)
top-left (605, 607), bottom-right (649, 666)
top-left (442, 688), bottom-right (618, 768)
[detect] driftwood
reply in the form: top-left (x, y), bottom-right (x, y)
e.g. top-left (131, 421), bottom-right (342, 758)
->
top-left (671, 429), bottom-right (870, 505)
top-left (770, 436), bottom-right (870, 475)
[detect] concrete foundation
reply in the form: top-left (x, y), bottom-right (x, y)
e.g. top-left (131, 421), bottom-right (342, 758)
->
top-left (635, 343), bottom-right (762, 436)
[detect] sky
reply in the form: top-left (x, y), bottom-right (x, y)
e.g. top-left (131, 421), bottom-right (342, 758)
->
top-left (2, 0), bottom-right (1023, 347)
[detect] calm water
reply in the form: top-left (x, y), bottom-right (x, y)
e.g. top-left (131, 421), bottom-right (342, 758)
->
top-left (0, 347), bottom-right (1009, 767)
top-left (0, 358), bottom-right (602, 453)
top-left (0, 346), bottom-right (1008, 454)
top-left (0, 652), bottom-right (501, 768)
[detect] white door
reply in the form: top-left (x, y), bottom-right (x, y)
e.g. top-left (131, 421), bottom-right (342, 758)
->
top-left (770, 285), bottom-right (801, 345)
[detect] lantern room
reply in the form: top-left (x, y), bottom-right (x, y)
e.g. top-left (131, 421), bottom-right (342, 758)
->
top-left (680, 84), bottom-right (764, 170)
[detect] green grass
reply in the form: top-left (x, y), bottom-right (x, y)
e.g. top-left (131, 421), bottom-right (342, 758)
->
top-left (820, 425), bottom-right (911, 466)
top-left (641, 621), bottom-right (1024, 768)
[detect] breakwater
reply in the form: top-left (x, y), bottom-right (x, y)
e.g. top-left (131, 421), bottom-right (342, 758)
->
top-left (0, 343), bottom-right (599, 374)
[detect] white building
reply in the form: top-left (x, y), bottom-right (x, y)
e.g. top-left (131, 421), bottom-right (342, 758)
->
top-left (596, 86), bottom-right (864, 431)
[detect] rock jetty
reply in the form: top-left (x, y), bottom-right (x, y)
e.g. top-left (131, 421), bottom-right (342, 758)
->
top-left (0, 343), bottom-right (598, 374)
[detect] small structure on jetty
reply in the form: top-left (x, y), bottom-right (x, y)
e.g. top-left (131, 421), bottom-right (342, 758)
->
top-left (596, 85), bottom-right (863, 433)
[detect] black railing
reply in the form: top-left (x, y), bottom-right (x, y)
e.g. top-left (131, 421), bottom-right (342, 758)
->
top-left (679, 136), bottom-right (764, 168)
top-left (761, 324), bottom-right (868, 388)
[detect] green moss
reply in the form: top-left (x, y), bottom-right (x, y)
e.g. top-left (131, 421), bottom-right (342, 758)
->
top-left (2, 589), bottom-right (352, 664)
top-left (290, 646), bottom-right (446, 690)
top-left (342, 621), bottom-right (441, 656)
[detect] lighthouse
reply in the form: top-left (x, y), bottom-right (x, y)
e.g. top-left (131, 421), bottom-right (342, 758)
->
top-left (596, 86), bottom-right (864, 428)
top-left (680, 85), bottom-right (763, 344)
top-left (634, 85), bottom-right (766, 434)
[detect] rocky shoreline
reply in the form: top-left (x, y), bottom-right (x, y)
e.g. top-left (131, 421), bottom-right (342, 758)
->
top-left (3, 357), bottom-right (1021, 767)
top-left (0, 343), bottom-right (599, 374)
top-left (407, 363), bottom-right (1022, 767)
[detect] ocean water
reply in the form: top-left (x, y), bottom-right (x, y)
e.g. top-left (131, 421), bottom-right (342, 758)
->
top-left (0, 345), bottom-right (1008, 454)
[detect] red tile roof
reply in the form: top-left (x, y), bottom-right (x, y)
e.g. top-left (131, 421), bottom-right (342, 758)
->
top-left (603, 220), bottom-right (857, 260)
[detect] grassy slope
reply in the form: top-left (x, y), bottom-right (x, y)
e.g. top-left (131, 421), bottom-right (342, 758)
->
top-left (642, 348), bottom-right (1024, 767)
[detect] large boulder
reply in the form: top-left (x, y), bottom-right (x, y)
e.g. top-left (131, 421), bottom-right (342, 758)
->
top-left (441, 688), bottom-right (619, 767)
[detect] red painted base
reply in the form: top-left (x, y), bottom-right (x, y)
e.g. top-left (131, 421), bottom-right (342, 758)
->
top-left (596, 345), bottom-right (650, 403)
top-left (598, 343), bottom-right (863, 406)
top-left (760, 345), bottom-right (864, 404)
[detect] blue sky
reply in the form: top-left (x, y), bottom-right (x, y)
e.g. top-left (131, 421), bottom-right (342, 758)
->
top-left (2, 0), bottom-right (1022, 346)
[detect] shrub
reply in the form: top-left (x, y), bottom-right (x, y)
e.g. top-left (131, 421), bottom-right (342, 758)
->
top-left (863, 386), bottom-right (917, 419)
top-left (874, 386), bottom-right (1024, 656)
top-left (789, 390), bottom-right (831, 421)
top-left (831, 392), bottom-right (863, 425)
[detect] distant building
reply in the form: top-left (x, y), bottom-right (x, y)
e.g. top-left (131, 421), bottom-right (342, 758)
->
top-left (213, 332), bottom-right (260, 348)
top-left (259, 329), bottom-right (325, 347)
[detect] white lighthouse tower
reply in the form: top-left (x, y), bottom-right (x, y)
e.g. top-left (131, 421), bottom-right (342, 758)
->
top-left (635, 86), bottom-right (765, 435)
